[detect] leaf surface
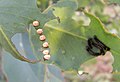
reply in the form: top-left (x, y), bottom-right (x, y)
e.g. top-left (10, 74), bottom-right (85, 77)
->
top-left (2, 34), bottom-right (64, 82)
top-left (0, 0), bottom-right (55, 62)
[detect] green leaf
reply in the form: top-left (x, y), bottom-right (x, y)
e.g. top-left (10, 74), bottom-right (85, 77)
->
top-left (15, 0), bottom-right (120, 72)
top-left (109, 0), bottom-right (120, 4)
top-left (3, 34), bottom-right (64, 82)
top-left (84, 11), bottom-right (120, 72)
top-left (3, 52), bottom-right (64, 82)
top-left (0, 0), bottom-right (55, 62)
top-left (44, 0), bottom-right (120, 71)
top-left (28, 0), bottom-right (93, 70)
top-left (0, 26), bottom-right (40, 63)
top-left (0, 46), bottom-right (7, 82)
top-left (37, 0), bottom-right (49, 11)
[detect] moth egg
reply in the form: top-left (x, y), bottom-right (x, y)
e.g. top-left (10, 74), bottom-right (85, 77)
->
top-left (43, 55), bottom-right (51, 60)
top-left (39, 35), bottom-right (46, 41)
top-left (37, 29), bottom-right (43, 35)
top-left (33, 21), bottom-right (39, 27)
top-left (43, 50), bottom-right (49, 55)
top-left (43, 42), bottom-right (49, 48)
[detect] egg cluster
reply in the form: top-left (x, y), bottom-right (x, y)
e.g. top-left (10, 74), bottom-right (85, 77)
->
top-left (33, 21), bottom-right (50, 61)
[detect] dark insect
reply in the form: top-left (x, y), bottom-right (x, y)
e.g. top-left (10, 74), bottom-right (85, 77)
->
top-left (86, 35), bottom-right (110, 56)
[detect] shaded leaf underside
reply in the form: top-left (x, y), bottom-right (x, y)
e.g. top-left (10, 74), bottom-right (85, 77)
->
top-left (3, 51), bottom-right (64, 82)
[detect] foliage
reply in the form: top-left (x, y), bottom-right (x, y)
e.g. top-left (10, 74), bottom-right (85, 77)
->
top-left (0, 0), bottom-right (55, 63)
top-left (109, 0), bottom-right (120, 4)
top-left (0, 0), bottom-right (120, 82)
